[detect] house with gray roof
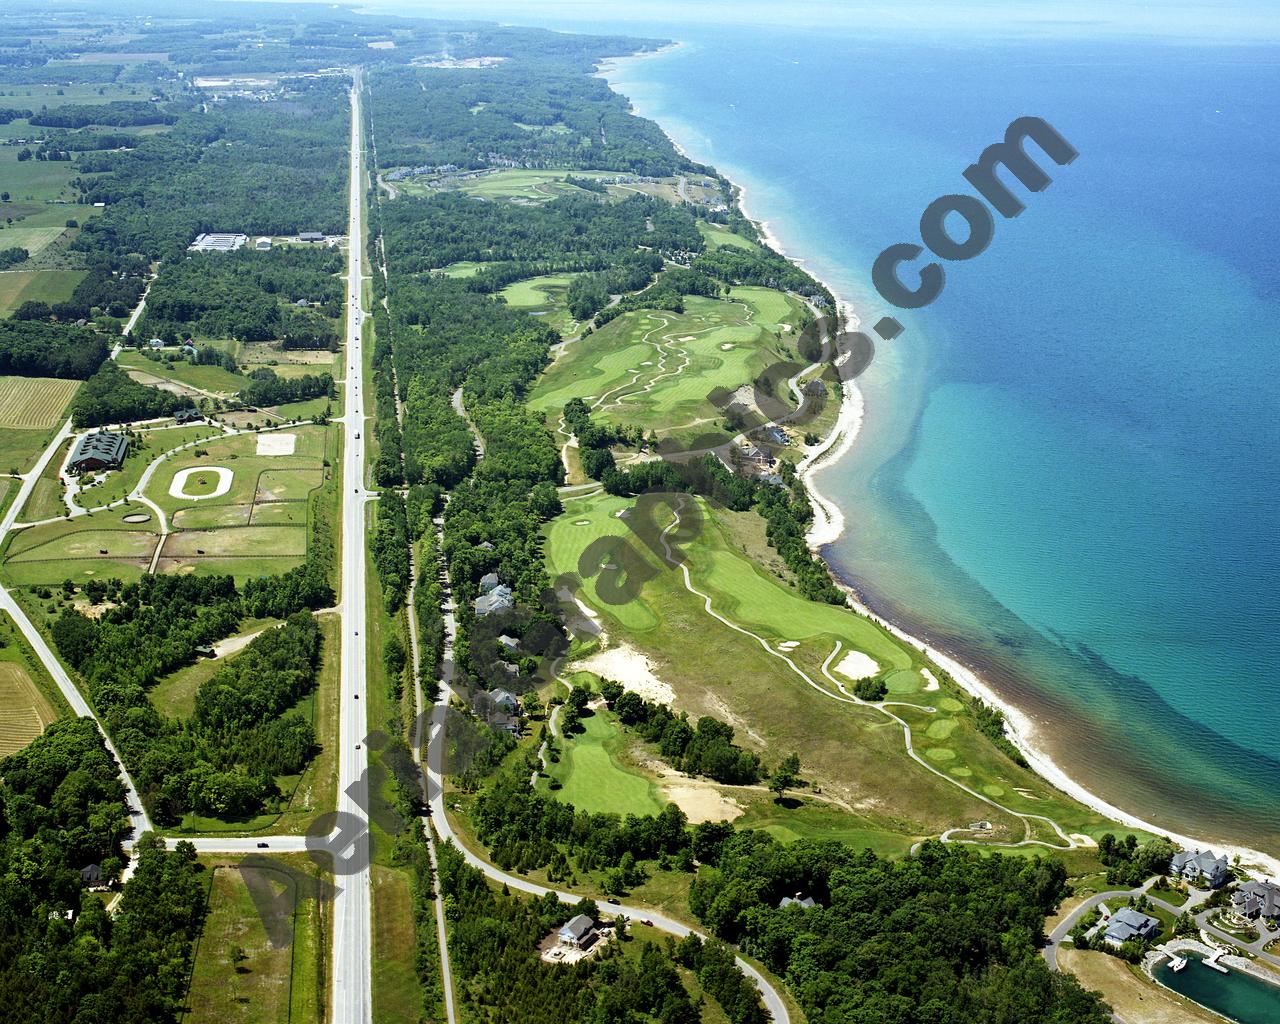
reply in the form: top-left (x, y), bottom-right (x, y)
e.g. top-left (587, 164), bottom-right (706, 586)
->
top-left (1103, 906), bottom-right (1160, 947)
top-left (479, 571), bottom-right (501, 594)
top-left (1171, 849), bottom-right (1230, 888)
top-left (69, 432), bottom-right (128, 473)
top-left (490, 688), bottom-right (520, 715)
top-left (497, 634), bottom-right (521, 654)
top-left (1232, 880), bottom-right (1280, 922)
top-left (778, 893), bottom-right (818, 909)
top-left (474, 584), bottom-right (513, 617)
top-left (558, 913), bottom-right (596, 948)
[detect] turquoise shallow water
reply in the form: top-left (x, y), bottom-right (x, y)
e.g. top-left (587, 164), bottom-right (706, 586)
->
top-left (388, 1), bottom-right (1280, 856)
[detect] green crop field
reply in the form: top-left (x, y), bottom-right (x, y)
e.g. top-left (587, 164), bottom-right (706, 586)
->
top-left (545, 491), bottom-right (1119, 847)
top-left (0, 269), bottom-right (85, 315)
top-left (541, 705), bottom-right (665, 817)
top-left (529, 293), bottom-right (803, 448)
top-left (0, 150), bottom-right (79, 203)
top-left (185, 857), bottom-right (330, 1024)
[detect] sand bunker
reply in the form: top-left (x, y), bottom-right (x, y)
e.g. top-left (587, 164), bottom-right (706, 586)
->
top-left (574, 519), bottom-right (591, 526)
top-left (776, 640), bottom-right (799, 651)
top-left (678, 335), bottom-right (695, 341)
top-left (573, 643), bottom-right (675, 705)
top-left (921, 667), bottom-right (941, 692)
top-left (834, 651), bottom-right (879, 681)
top-left (170, 466), bottom-right (232, 500)
top-left (121, 512), bottom-right (151, 524)
top-left (720, 343), bottom-right (734, 350)
top-left (257, 432), bottom-right (296, 456)
top-left (663, 783), bottom-right (743, 824)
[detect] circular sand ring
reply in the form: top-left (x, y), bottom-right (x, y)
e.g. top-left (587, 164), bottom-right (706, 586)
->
top-left (170, 466), bottom-right (233, 501)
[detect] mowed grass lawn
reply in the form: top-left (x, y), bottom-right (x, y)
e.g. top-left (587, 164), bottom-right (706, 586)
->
top-left (185, 856), bottom-right (329, 1024)
top-left (2, 512), bottom-right (158, 587)
top-left (545, 491), bottom-right (1118, 844)
top-left (499, 272), bottom-right (581, 336)
top-left (698, 221), bottom-right (764, 253)
top-left (528, 294), bottom-right (796, 448)
top-left (0, 269), bottom-right (85, 316)
top-left (542, 708), bottom-right (665, 817)
top-left (118, 350), bottom-right (248, 396)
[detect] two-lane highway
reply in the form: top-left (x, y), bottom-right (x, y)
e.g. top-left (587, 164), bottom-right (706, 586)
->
top-left (330, 67), bottom-right (374, 1024)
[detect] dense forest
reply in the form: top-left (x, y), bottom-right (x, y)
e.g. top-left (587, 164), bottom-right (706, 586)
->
top-left (0, 721), bottom-right (209, 1023)
top-left (71, 360), bottom-right (185, 427)
top-left (52, 575), bottom-right (332, 824)
top-left (138, 246), bottom-right (343, 343)
top-left (0, 319), bottom-right (109, 379)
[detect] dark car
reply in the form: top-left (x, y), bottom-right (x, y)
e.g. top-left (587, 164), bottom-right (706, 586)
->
top-left (607, 898), bottom-right (620, 905)
top-left (257, 842), bottom-right (269, 849)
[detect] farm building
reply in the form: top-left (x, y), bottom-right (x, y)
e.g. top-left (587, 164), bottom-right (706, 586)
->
top-left (69, 432), bottom-right (128, 473)
top-left (255, 236), bottom-right (272, 250)
top-left (175, 407), bottom-right (203, 425)
top-left (299, 231), bottom-right (326, 243)
top-left (189, 232), bottom-right (248, 252)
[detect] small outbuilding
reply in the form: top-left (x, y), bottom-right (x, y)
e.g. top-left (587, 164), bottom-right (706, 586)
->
top-left (70, 432), bottom-right (128, 473)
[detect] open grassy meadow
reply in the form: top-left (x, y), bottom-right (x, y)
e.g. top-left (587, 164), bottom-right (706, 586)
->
top-left (698, 221), bottom-right (764, 253)
top-left (119, 350), bottom-right (249, 397)
top-left (0, 149), bottom-right (80, 204)
top-left (185, 856), bottom-right (331, 1024)
top-left (529, 289), bottom-right (805, 448)
top-left (544, 490), bottom-right (1119, 848)
top-left (401, 168), bottom-right (618, 203)
top-left (0, 269), bottom-right (85, 315)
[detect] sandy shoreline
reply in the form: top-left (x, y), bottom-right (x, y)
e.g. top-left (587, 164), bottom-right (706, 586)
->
top-left (598, 48), bottom-right (1280, 881)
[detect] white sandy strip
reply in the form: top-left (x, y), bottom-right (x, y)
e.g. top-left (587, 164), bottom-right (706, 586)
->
top-left (573, 643), bottom-right (676, 706)
top-left (776, 640), bottom-right (799, 651)
top-left (257, 431), bottom-right (296, 456)
top-left (921, 667), bottom-right (941, 692)
top-left (169, 466), bottom-right (232, 500)
top-left (833, 650), bottom-right (879, 681)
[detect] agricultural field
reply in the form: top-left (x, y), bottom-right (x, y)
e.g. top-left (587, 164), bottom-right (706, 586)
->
top-left (185, 856), bottom-right (331, 1024)
top-left (0, 269), bottom-right (85, 316)
top-left (0, 654), bottom-right (59, 757)
top-left (528, 289), bottom-right (805, 449)
top-left (499, 272), bottom-right (581, 336)
top-left (0, 149), bottom-right (80, 204)
top-left (544, 490), bottom-right (1119, 848)
top-left (0, 374), bottom-right (80, 474)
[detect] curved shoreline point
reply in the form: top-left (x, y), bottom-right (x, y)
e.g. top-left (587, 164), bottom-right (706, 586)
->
top-left (600, 48), bottom-right (1280, 880)
top-left (169, 466), bottom-right (233, 501)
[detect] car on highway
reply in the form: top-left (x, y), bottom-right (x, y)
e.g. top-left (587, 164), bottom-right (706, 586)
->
top-left (257, 842), bottom-right (269, 849)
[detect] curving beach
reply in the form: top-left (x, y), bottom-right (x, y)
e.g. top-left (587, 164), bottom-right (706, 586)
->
top-left (600, 46), bottom-right (1280, 882)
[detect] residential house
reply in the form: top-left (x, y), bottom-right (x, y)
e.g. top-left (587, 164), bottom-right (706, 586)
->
top-left (79, 863), bottom-right (102, 886)
top-left (148, 337), bottom-right (165, 350)
top-left (1171, 849), bottom-right (1230, 888)
top-left (1232, 880), bottom-right (1280, 922)
top-left (69, 432), bottom-right (128, 473)
top-left (474, 585), bottom-right (513, 617)
top-left (490, 688), bottom-right (520, 715)
top-left (491, 712), bottom-right (520, 736)
top-left (497, 634), bottom-right (521, 655)
top-left (1102, 906), bottom-right (1160, 947)
top-left (175, 407), bottom-right (203, 425)
top-left (778, 893), bottom-right (817, 909)
top-left (479, 572), bottom-right (501, 594)
top-left (559, 914), bottom-right (596, 949)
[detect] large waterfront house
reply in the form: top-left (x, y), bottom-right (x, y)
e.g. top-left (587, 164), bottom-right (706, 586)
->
top-left (1232, 880), bottom-right (1280, 922)
top-left (1103, 906), bottom-right (1160, 947)
top-left (1171, 849), bottom-right (1230, 888)
top-left (475, 584), bottom-right (514, 617)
